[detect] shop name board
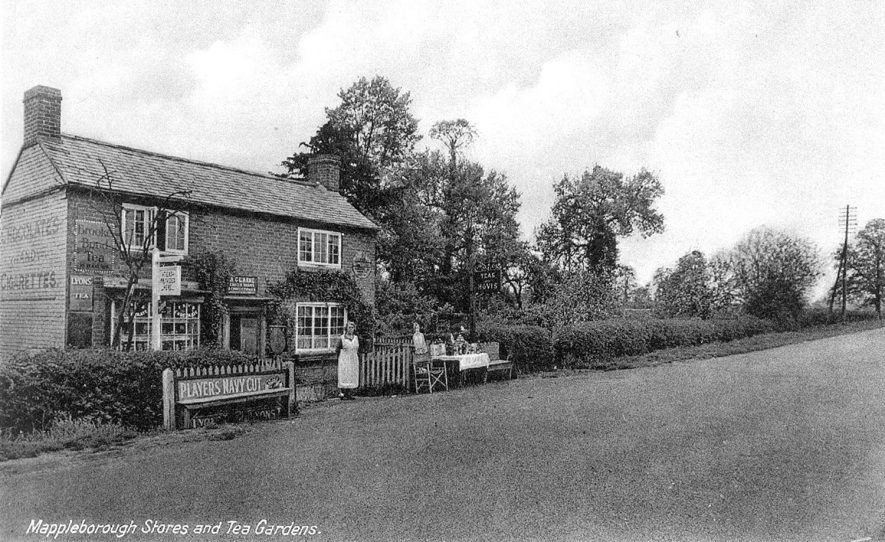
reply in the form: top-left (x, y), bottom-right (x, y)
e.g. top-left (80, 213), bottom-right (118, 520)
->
top-left (227, 276), bottom-right (257, 295)
top-left (178, 373), bottom-right (285, 402)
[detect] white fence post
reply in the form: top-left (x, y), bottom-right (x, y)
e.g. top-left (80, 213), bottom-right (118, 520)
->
top-left (162, 368), bottom-right (175, 430)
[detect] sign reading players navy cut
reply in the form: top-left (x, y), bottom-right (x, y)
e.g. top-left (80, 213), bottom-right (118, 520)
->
top-left (475, 269), bottom-right (501, 294)
top-left (227, 276), bottom-right (257, 295)
top-left (158, 265), bottom-right (181, 296)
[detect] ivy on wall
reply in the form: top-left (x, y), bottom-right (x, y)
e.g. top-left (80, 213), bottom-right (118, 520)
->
top-left (268, 268), bottom-right (375, 350)
top-left (188, 251), bottom-right (237, 346)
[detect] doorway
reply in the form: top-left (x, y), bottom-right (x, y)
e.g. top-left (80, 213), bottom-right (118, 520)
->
top-left (229, 315), bottom-right (259, 355)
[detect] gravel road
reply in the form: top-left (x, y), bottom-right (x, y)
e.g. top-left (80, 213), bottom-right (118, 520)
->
top-left (2, 327), bottom-right (883, 542)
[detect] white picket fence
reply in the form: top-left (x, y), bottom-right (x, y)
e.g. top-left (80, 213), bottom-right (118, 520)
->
top-left (172, 358), bottom-right (283, 378)
top-left (359, 346), bottom-right (411, 389)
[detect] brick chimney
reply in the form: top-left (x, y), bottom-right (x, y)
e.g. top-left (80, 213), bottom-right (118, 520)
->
top-left (307, 154), bottom-right (340, 192)
top-left (23, 86), bottom-right (62, 148)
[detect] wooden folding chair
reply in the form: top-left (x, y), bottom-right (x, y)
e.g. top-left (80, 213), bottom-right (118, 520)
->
top-left (427, 358), bottom-right (449, 392)
top-left (414, 345), bottom-right (449, 393)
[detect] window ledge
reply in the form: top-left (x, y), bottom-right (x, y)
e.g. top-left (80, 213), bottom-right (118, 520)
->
top-left (297, 262), bottom-right (342, 270)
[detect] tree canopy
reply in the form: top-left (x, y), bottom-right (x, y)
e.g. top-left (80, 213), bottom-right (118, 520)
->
top-left (727, 227), bottom-right (821, 321)
top-left (841, 218), bottom-right (884, 319)
top-left (654, 251), bottom-right (714, 318)
top-left (281, 75), bottom-right (420, 216)
top-left (536, 166), bottom-right (664, 273)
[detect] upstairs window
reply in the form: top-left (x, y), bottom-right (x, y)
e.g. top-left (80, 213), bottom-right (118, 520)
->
top-left (165, 213), bottom-right (188, 253)
top-left (122, 205), bottom-right (155, 249)
top-left (121, 204), bottom-right (188, 254)
top-left (298, 228), bottom-right (341, 268)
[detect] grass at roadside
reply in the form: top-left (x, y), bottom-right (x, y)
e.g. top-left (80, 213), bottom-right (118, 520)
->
top-left (569, 319), bottom-right (884, 372)
top-left (0, 415), bottom-right (138, 461)
top-left (0, 416), bottom-right (254, 463)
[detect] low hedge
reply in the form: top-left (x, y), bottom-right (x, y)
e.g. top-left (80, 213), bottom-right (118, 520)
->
top-left (476, 324), bottom-right (554, 373)
top-left (553, 317), bottom-right (772, 368)
top-left (0, 348), bottom-right (256, 434)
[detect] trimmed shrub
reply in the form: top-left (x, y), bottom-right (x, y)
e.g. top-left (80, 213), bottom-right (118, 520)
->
top-left (476, 324), bottom-right (554, 373)
top-left (553, 317), bottom-right (772, 368)
top-left (0, 348), bottom-right (255, 433)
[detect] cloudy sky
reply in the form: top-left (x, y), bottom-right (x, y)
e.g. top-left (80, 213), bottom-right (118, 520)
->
top-left (2, 1), bottom-right (883, 293)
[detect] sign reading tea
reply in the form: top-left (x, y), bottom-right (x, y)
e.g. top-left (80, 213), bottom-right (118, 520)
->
top-left (178, 373), bottom-right (285, 402)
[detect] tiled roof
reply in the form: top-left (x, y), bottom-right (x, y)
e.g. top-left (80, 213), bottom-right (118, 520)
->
top-left (36, 134), bottom-right (378, 231)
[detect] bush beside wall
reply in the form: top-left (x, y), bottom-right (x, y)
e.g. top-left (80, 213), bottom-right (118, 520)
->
top-left (0, 349), bottom-right (255, 433)
top-left (476, 324), bottom-right (554, 373)
top-left (553, 317), bottom-right (773, 368)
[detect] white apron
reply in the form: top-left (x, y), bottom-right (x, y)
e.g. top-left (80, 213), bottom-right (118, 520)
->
top-left (337, 334), bottom-right (359, 389)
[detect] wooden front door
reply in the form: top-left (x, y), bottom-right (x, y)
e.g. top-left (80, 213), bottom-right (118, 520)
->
top-left (240, 317), bottom-right (258, 355)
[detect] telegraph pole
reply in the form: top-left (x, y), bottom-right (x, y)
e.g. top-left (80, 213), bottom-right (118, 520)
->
top-left (836, 205), bottom-right (857, 323)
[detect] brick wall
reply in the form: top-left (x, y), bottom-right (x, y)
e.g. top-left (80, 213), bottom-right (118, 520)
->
top-left (2, 145), bottom-right (66, 204)
top-left (0, 192), bottom-right (68, 356)
top-left (23, 86), bottom-right (62, 148)
top-left (64, 191), bottom-right (376, 347)
top-left (191, 209), bottom-right (376, 302)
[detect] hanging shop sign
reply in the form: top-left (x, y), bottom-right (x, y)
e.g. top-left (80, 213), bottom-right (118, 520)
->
top-left (352, 251), bottom-right (372, 279)
top-left (227, 276), bottom-right (257, 295)
top-left (158, 265), bottom-right (181, 296)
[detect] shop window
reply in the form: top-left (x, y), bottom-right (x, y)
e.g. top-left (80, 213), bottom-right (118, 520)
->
top-left (295, 303), bottom-right (346, 352)
top-left (297, 228), bottom-right (341, 268)
top-left (121, 204), bottom-right (189, 254)
top-left (111, 300), bottom-right (200, 351)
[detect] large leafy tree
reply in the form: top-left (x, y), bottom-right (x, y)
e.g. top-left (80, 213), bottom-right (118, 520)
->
top-left (841, 219), bottom-right (884, 319)
top-left (380, 120), bottom-right (523, 312)
top-left (728, 227), bottom-right (821, 321)
top-left (421, 154), bottom-right (523, 311)
top-left (536, 165), bottom-right (664, 273)
top-left (281, 75), bottom-right (420, 216)
top-left (654, 251), bottom-right (714, 319)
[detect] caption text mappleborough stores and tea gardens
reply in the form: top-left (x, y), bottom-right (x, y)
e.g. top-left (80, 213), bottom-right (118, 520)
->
top-left (26, 519), bottom-right (321, 538)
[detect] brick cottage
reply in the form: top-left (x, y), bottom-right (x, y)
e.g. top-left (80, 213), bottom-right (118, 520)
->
top-left (0, 86), bottom-right (378, 366)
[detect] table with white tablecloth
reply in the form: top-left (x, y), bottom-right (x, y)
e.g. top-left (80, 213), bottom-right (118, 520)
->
top-left (431, 353), bottom-right (490, 385)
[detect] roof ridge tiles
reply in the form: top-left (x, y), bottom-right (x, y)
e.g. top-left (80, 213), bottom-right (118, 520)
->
top-left (58, 133), bottom-right (314, 186)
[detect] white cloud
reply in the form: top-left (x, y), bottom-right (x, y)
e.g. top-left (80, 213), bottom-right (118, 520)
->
top-left (2, 1), bottom-right (883, 296)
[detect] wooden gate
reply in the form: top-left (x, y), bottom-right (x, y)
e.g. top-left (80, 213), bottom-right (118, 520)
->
top-left (359, 346), bottom-right (411, 390)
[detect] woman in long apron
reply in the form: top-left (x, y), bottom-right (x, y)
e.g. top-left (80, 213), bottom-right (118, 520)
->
top-left (336, 321), bottom-right (359, 400)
